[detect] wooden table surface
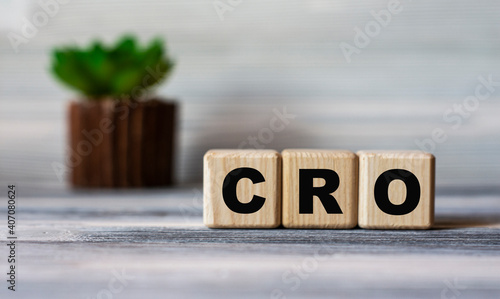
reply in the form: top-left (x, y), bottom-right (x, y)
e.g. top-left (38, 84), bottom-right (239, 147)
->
top-left (2, 2), bottom-right (500, 298)
top-left (1, 185), bottom-right (499, 299)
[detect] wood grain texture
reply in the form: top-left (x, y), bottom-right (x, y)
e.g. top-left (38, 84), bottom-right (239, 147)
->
top-left (282, 149), bottom-right (358, 229)
top-left (68, 101), bottom-right (84, 186)
top-left (358, 151), bottom-right (435, 229)
top-left (127, 101), bottom-right (145, 186)
top-left (0, 186), bottom-right (499, 299)
top-left (113, 101), bottom-right (130, 187)
top-left (86, 102), bottom-right (102, 187)
top-left (100, 100), bottom-right (115, 187)
top-left (68, 99), bottom-right (176, 188)
top-left (203, 149), bottom-right (281, 228)
top-left (2, 0), bottom-right (500, 192)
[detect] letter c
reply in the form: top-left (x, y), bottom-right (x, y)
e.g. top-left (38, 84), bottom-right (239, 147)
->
top-left (222, 167), bottom-right (266, 214)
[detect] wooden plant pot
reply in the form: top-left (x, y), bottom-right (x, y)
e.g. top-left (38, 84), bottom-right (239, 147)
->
top-left (68, 99), bottom-right (176, 188)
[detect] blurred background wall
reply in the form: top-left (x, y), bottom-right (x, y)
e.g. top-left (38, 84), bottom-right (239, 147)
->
top-left (1, 0), bottom-right (499, 194)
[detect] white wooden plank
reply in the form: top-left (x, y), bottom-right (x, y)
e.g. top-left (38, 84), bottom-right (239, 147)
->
top-left (1, 0), bottom-right (500, 191)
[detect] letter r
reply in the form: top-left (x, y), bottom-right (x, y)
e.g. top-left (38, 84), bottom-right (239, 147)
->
top-left (299, 169), bottom-right (343, 214)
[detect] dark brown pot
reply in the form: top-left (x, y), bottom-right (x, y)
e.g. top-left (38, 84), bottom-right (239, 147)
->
top-left (67, 99), bottom-right (176, 188)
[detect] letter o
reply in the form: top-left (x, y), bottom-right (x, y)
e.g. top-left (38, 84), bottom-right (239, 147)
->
top-left (464, 96), bottom-right (479, 111)
top-left (302, 257), bottom-right (318, 273)
top-left (77, 140), bottom-right (92, 156)
top-left (258, 128), bottom-right (274, 144)
top-left (374, 169), bottom-right (420, 215)
top-left (32, 11), bottom-right (49, 27)
top-left (365, 21), bottom-right (381, 37)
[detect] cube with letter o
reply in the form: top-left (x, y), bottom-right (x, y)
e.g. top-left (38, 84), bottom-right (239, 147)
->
top-left (358, 151), bottom-right (435, 229)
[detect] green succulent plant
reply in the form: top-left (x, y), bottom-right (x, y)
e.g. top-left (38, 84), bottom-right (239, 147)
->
top-left (51, 35), bottom-right (174, 101)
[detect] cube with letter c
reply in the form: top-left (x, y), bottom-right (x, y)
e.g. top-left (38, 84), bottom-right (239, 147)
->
top-left (203, 150), bottom-right (281, 228)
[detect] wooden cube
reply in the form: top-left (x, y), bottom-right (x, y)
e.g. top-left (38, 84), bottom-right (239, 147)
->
top-left (282, 149), bottom-right (358, 229)
top-left (358, 151), bottom-right (435, 229)
top-left (203, 150), bottom-right (281, 228)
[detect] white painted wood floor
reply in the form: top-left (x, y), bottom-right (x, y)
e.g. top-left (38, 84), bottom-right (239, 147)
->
top-left (1, 185), bottom-right (499, 298)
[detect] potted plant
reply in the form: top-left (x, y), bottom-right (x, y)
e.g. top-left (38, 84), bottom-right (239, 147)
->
top-left (51, 36), bottom-right (176, 187)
